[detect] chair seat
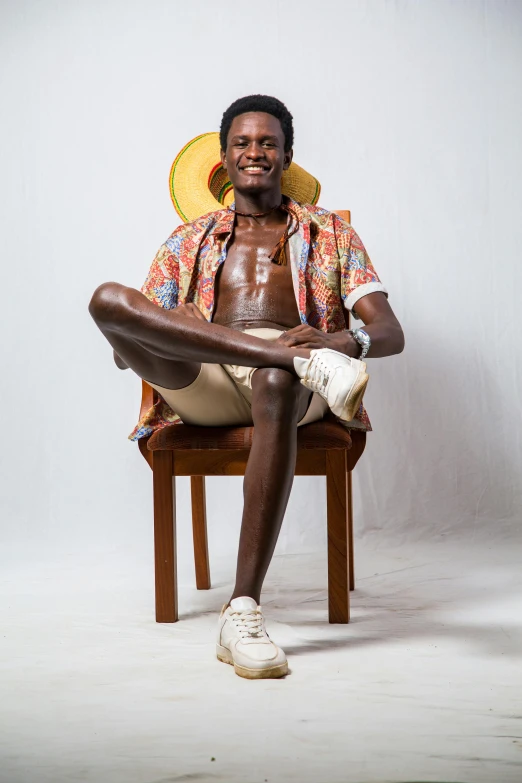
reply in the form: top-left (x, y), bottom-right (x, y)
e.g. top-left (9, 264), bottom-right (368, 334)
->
top-left (147, 415), bottom-right (354, 451)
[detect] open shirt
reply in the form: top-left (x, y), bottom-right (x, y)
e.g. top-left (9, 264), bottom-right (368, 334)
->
top-left (129, 198), bottom-right (387, 440)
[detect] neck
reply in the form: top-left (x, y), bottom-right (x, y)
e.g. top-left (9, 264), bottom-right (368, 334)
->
top-left (233, 189), bottom-right (284, 215)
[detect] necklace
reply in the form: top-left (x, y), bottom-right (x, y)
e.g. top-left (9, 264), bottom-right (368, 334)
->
top-left (233, 204), bottom-right (281, 219)
top-left (231, 202), bottom-right (300, 265)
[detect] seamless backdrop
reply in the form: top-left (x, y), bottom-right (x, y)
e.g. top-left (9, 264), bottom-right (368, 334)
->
top-left (1, 0), bottom-right (521, 576)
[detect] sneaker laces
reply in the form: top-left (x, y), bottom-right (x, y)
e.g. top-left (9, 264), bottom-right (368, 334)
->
top-left (303, 353), bottom-right (332, 394)
top-left (231, 608), bottom-right (265, 639)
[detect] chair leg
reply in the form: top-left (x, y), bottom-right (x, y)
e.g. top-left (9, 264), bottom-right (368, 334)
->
top-left (190, 475), bottom-right (211, 590)
top-left (347, 470), bottom-right (355, 591)
top-left (326, 450), bottom-right (350, 623)
top-left (152, 450), bottom-right (177, 622)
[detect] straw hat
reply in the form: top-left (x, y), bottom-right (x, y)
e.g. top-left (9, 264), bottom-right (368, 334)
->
top-left (169, 132), bottom-right (321, 222)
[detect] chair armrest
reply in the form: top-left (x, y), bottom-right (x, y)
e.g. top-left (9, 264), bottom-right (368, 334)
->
top-left (137, 380), bottom-right (157, 468)
top-left (140, 380), bottom-right (157, 419)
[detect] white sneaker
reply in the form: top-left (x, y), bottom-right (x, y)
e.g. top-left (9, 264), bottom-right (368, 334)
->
top-left (216, 597), bottom-right (288, 679)
top-left (294, 348), bottom-right (369, 421)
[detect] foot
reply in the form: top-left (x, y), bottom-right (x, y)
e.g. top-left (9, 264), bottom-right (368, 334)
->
top-left (216, 597), bottom-right (288, 679)
top-left (293, 348), bottom-right (368, 421)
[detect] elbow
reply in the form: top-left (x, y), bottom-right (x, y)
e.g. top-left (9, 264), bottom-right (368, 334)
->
top-left (89, 281), bottom-right (119, 326)
top-left (89, 281), bottom-right (130, 328)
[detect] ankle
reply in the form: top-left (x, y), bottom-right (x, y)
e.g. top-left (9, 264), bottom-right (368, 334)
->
top-left (229, 589), bottom-right (261, 605)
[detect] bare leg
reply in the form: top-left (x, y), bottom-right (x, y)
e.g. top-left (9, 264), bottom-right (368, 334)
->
top-left (230, 368), bottom-right (311, 604)
top-left (89, 283), bottom-right (309, 389)
top-left (90, 283), bottom-right (312, 604)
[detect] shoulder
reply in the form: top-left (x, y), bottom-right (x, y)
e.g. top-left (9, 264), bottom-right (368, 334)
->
top-left (297, 202), bottom-right (356, 247)
top-left (164, 208), bottom-right (231, 252)
top-left (298, 202), bottom-right (352, 229)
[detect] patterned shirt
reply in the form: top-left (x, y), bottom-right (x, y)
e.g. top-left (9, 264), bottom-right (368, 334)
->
top-left (129, 198), bottom-right (387, 440)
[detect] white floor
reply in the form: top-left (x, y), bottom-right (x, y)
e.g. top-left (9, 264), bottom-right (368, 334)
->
top-left (1, 537), bottom-right (521, 783)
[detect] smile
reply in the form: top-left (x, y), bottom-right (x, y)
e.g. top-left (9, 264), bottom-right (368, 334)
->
top-left (240, 165), bottom-right (269, 172)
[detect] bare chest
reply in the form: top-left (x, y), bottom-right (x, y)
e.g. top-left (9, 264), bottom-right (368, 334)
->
top-left (222, 232), bottom-right (292, 286)
top-left (211, 224), bottom-right (300, 329)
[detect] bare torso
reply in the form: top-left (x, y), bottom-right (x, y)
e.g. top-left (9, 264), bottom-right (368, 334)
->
top-left (211, 215), bottom-right (301, 331)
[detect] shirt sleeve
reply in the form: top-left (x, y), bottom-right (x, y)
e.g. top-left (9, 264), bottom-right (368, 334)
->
top-left (140, 238), bottom-right (180, 310)
top-left (335, 217), bottom-right (388, 320)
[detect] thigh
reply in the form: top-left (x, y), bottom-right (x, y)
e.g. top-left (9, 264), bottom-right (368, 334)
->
top-left (107, 332), bottom-right (200, 390)
top-left (149, 362), bottom-right (254, 427)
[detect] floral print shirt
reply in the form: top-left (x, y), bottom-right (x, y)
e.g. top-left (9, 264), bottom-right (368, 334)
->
top-left (129, 198), bottom-right (387, 440)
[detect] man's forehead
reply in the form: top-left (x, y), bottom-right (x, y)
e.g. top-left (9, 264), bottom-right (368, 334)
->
top-left (229, 111), bottom-right (283, 137)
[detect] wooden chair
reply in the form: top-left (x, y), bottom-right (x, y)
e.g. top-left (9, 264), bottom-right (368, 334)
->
top-left (137, 210), bottom-right (367, 625)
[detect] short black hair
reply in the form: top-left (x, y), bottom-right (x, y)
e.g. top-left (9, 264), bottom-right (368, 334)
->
top-left (219, 95), bottom-right (294, 152)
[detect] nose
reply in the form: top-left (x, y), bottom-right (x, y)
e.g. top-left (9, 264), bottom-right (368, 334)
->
top-left (244, 142), bottom-right (265, 159)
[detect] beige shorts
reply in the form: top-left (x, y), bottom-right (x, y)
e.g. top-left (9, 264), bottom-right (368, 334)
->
top-left (149, 328), bottom-right (328, 427)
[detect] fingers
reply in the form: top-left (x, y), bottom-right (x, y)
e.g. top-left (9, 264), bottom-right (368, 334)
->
top-left (282, 324), bottom-right (309, 336)
top-left (278, 325), bottom-right (309, 341)
top-left (284, 325), bottom-right (303, 333)
top-left (278, 325), bottom-right (323, 347)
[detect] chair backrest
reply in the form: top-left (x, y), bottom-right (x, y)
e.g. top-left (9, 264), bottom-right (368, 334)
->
top-left (335, 209), bottom-right (351, 224)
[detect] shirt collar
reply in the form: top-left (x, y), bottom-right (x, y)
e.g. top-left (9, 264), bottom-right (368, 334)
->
top-left (208, 197), bottom-right (309, 237)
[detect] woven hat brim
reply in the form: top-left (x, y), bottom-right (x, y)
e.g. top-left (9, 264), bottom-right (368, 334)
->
top-left (170, 132), bottom-right (321, 223)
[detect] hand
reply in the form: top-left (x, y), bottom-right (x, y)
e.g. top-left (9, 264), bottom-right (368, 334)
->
top-left (277, 324), bottom-right (356, 356)
top-left (171, 303), bottom-right (207, 321)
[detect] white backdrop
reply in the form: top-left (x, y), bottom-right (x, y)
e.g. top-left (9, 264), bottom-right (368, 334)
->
top-left (1, 0), bottom-right (521, 574)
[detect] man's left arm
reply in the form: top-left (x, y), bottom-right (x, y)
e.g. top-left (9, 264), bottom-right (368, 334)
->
top-left (277, 291), bottom-right (404, 358)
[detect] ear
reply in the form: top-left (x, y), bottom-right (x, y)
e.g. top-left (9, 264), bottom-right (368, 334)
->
top-left (283, 148), bottom-right (293, 171)
top-left (220, 147), bottom-right (227, 171)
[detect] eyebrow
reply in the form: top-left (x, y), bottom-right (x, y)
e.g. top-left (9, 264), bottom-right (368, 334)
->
top-left (230, 134), bottom-right (280, 142)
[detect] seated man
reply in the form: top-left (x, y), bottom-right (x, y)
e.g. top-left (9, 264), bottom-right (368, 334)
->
top-left (89, 94), bottom-right (404, 680)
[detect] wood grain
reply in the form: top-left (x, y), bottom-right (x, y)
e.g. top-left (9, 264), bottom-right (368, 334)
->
top-left (171, 449), bottom-right (327, 476)
top-left (138, 437), bottom-right (152, 469)
top-left (326, 450), bottom-right (350, 623)
top-left (152, 450), bottom-right (177, 622)
top-left (335, 209), bottom-right (351, 224)
top-left (190, 476), bottom-right (211, 590)
top-left (140, 380), bottom-right (156, 419)
top-left (347, 470), bottom-right (355, 591)
top-left (137, 382), bottom-right (156, 467)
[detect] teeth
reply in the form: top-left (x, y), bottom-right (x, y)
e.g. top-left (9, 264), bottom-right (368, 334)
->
top-left (242, 166), bottom-right (266, 171)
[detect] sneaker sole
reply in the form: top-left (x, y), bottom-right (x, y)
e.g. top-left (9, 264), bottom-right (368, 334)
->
top-left (216, 645), bottom-right (288, 679)
top-left (338, 370), bottom-right (369, 422)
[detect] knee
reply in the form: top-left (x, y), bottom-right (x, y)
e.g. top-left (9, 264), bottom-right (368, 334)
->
top-left (252, 368), bottom-right (301, 422)
top-left (88, 282), bottom-right (130, 327)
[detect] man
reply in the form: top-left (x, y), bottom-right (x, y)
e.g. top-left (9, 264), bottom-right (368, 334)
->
top-left (89, 95), bottom-right (404, 680)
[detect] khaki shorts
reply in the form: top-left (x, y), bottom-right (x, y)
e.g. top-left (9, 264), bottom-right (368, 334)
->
top-left (149, 328), bottom-right (328, 427)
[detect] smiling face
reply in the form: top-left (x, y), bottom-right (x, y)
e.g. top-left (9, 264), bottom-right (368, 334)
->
top-left (220, 112), bottom-right (293, 200)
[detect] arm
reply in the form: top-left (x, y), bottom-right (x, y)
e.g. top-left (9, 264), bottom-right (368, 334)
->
top-left (345, 291), bottom-right (404, 358)
top-left (279, 219), bottom-right (404, 358)
top-left (277, 291), bottom-right (404, 358)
